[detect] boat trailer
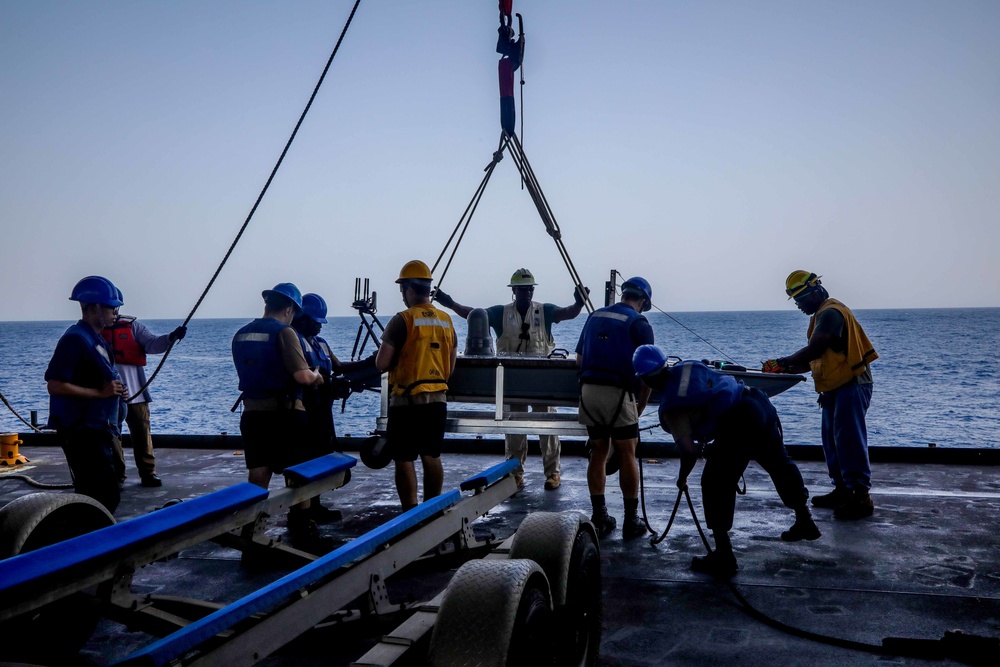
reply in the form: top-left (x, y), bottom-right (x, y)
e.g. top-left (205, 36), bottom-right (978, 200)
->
top-left (0, 455), bottom-right (601, 665)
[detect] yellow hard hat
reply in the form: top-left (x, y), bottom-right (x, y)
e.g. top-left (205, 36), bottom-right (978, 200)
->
top-left (785, 270), bottom-right (822, 299)
top-left (508, 268), bottom-right (538, 288)
top-left (396, 260), bottom-right (433, 283)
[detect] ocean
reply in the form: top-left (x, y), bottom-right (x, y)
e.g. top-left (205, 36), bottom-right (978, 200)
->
top-left (1, 308), bottom-right (998, 449)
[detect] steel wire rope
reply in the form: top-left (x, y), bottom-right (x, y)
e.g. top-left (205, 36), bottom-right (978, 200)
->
top-left (430, 135), bottom-right (509, 289)
top-left (505, 132), bottom-right (593, 312)
top-left (123, 0), bottom-right (363, 403)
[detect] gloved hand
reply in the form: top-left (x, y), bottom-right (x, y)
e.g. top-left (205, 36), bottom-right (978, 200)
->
top-left (761, 359), bottom-right (787, 374)
top-left (169, 325), bottom-right (187, 342)
top-left (676, 476), bottom-right (688, 491)
top-left (434, 288), bottom-right (456, 309)
top-left (574, 285), bottom-right (590, 307)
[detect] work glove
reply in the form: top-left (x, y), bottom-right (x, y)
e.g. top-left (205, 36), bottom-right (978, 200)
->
top-left (169, 325), bottom-right (187, 342)
top-left (574, 285), bottom-right (590, 307)
top-left (676, 476), bottom-right (688, 491)
top-left (433, 288), bottom-right (456, 309)
top-left (761, 359), bottom-right (787, 374)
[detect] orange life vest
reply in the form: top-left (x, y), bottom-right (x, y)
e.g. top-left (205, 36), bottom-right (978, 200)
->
top-left (100, 316), bottom-right (146, 366)
top-left (806, 299), bottom-right (877, 393)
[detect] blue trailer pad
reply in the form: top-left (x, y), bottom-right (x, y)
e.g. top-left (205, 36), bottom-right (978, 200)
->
top-left (283, 452), bottom-right (357, 486)
top-left (117, 489), bottom-right (463, 667)
top-left (459, 458), bottom-right (519, 491)
top-left (0, 482), bottom-right (268, 603)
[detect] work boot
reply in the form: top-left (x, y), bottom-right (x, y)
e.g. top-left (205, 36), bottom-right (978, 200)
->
top-left (691, 550), bottom-right (739, 578)
top-left (514, 472), bottom-right (525, 491)
top-left (781, 516), bottom-right (822, 542)
top-left (811, 486), bottom-right (850, 509)
top-left (834, 488), bottom-right (875, 520)
top-left (309, 502), bottom-right (343, 524)
top-left (622, 514), bottom-right (649, 540)
top-left (140, 474), bottom-right (163, 488)
top-left (590, 512), bottom-right (617, 538)
top-left (544, 474), bottom-right (561, 491)
top-left (287, 509), bottom-right (333, 552)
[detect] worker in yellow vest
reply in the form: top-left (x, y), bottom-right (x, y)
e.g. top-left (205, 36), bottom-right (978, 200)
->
top-left (376, 261), bottom-right (458, 509)
top-left (763, 271), bottom-right (878, 520)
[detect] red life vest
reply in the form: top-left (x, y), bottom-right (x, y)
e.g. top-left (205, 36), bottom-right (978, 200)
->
top-left (100, 316), bottom-right (147, 366)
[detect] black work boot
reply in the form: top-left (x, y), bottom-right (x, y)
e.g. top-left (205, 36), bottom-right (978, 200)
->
top-left (691, 550), bottom-right (739, 578)
top-left (781, 516), bottom-right (822, 541)
top-left (309, 501), bottom-right (343, 524)
top-left (622, 514), bottom-right (648, 540)
top-left (834, 487), bottom-right (875, 520)
top-left (811, 485), bottom-right (850, 509)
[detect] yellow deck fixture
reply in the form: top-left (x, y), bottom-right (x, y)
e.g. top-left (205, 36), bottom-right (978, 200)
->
top-left (0, 433), bottom-right (29, 466)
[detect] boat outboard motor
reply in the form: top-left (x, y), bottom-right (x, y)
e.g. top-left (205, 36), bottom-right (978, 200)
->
top-left (464, 308), bottom-right (495, 356)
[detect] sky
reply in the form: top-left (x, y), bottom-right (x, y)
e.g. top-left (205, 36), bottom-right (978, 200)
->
top-left (2, 0), bottom-right (998, 321)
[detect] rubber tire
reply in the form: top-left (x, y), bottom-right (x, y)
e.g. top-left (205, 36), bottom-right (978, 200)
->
top-left (510, 512), bottom-right (603, 667)
top-left (428, 559), bottom-right (554, 667)
top-left (0, 491), bottom-right (115, 558)
top-left (0, 492), bottom-right (116, 663)
top-left (359, 436), bottom-right (393, 470)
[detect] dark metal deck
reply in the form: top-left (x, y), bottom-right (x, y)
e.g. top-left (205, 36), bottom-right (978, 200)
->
top-left (1, 443), bottom-right (998, 666)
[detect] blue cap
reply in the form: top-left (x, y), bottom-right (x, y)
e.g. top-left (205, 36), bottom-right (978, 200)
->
top-left (633, 344), bottom-right (668, 377)
top-left (69, 276), bottom-right (123, 307)
top-left (301, 293), bottom-right (328, 323)
top-left (262, 282), bottom-right (303, 312)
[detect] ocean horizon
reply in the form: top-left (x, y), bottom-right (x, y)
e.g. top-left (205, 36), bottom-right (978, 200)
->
top-left (2, 307), bottom-right (997, 449)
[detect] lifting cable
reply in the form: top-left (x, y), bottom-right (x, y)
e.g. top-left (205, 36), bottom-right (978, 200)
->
top-left (505, 132), bottom-right (592, 312)
top-left (122, 0), bottom-right (363, 403)
top-left (431, 130), bottom-right (593, 315)
top-left (431, 135), bottom-right (510, 287)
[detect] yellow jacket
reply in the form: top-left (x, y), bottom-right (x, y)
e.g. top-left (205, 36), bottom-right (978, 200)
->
top-left (389, 305), bottom-right (455, 396)
top-left (807, 298), bottom-right (878, 393)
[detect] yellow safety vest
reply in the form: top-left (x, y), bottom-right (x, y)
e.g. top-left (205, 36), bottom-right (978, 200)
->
top-left (496, 301), bottom-right (555, 356)
top-left (806, 298), bottom-right (878, 393)
top-left (389, 305), bottom-right (455, 396)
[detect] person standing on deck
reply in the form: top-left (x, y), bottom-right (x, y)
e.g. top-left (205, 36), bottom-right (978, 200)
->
top-left (232, 282), bottom-right (327, 544)
top-left (634, 345), bottom-right (820, 578)
top-left (763, 271), bottom-right (879, 520)
top-left (376, 261), bottom-right (458, 510)
top-left (434, 268), bottom-right (588, 491)
top-left (575, 277), bottom-right (655, 539)
top-left (101, 305), bottom-right (186, 488)
top-left (291, 292), bottom-right (356, 525)
top-left (45, 276), bottom-right (128, 513)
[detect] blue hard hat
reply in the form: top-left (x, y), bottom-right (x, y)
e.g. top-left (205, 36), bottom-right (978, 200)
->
top-left (301, 293), bottom-right (328, 324)
top-left (633, 344), bottom-right (668, 377)
top-left (622, 276), bottom-right (652, 312)
top-left (262, 282), bottom-right (303, 312)
top-left (69, 276), bottom-right (123, 307)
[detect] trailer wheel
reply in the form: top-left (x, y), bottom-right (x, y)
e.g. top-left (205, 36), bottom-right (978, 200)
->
top-left (510, 512), bottom-right (602, 667)
top-left (428, 559), bottom-right (554, 667)
top-left (0, 492), bottom-right (115, 663)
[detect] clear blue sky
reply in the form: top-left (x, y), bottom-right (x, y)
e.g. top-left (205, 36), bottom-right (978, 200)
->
top-left (2, 1), bottom-right (998, 321)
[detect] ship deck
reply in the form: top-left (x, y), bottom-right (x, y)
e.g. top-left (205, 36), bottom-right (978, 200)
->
top-left (1, 442), bottom-right (998, 666)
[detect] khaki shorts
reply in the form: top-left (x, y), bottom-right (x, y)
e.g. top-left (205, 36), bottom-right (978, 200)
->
top-left (578, 384), bottom-right (639, 439)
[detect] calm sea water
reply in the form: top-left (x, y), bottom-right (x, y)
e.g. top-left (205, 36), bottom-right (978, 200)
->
top-left (1, 309), bottom-right (998, 449)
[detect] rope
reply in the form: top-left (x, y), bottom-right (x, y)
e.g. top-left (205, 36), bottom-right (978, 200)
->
top-left (125, 0), bottom-right (363, 402)
top-left (0, 474), bottom-right (74, 490)
top-left (610, 269), bottom-right (738, 364)
top-left (0, 390), bottom-right (42, 432)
